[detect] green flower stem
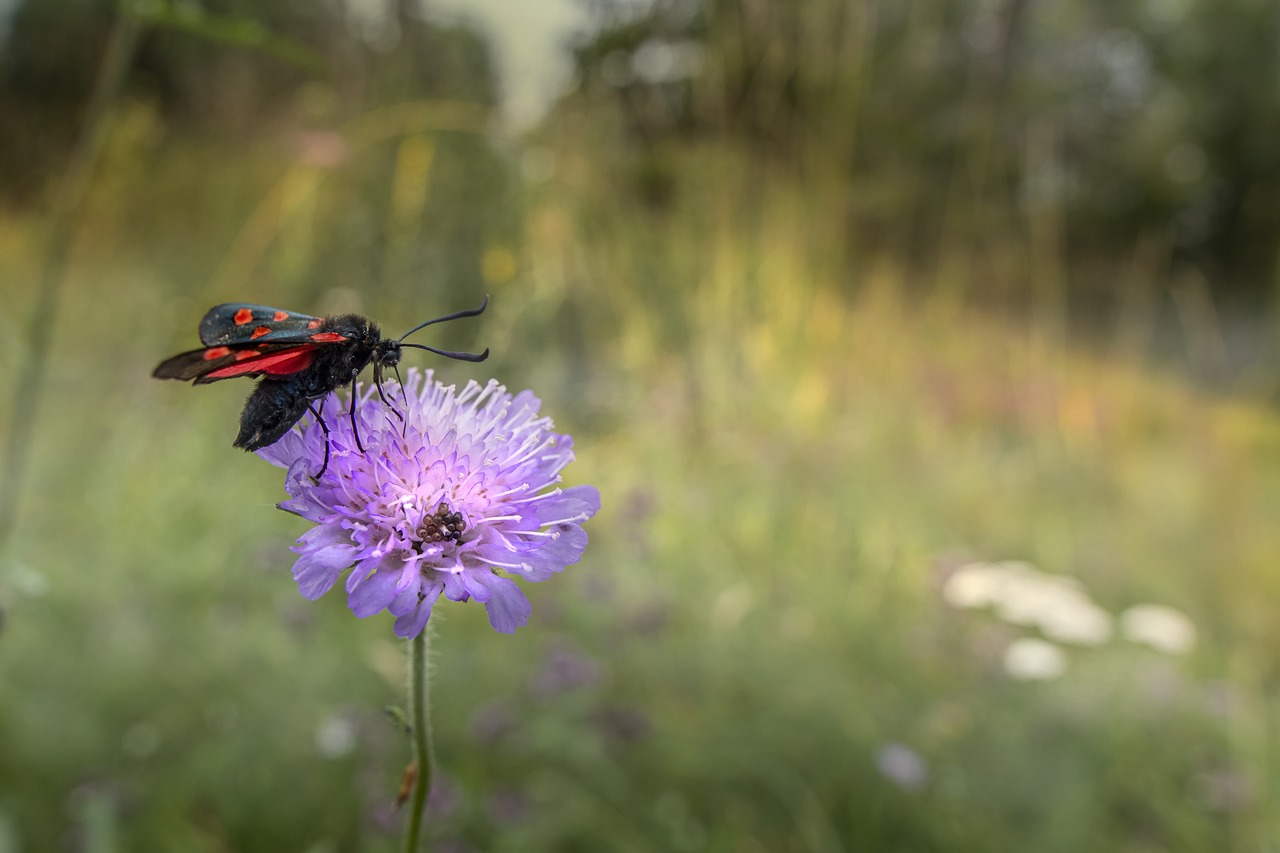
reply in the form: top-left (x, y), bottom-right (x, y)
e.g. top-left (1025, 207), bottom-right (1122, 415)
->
top-left (404, 629), bottom-right (435, 852)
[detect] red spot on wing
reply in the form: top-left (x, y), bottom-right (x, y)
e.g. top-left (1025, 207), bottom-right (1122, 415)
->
top-left (202, 346), bottom-right (232, 360)
top-left (309, 332), bottom-right (347, 343)
top-left (206, 346), bottom-right (317, 379)
top-left (251, 326), bottom-right (272, 339)
top-left (307, 319), bottom-right (322, 329)
top-left (234, 308), bottom-right (254, 325)
top-left (273, 311), bottom-right (289, 321)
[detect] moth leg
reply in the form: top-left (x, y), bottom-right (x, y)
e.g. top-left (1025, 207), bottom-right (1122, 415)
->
top-left (392, 363), bottom-right (410, 437)
top-left (348, 369), bottom-right (366, 454)
top-left (374, 364), bottom-right (405, 424)
top-left (306, 400), bottom-right (332, 479)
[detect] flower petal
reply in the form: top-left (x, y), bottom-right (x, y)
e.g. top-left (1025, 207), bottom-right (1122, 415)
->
top-left (283, 458), bottom-right (316, 495)
top-left (277, 495), bottom-right (328, 521)
top-left (293, 523), bottom-right (350, 553)
top-left (392, 584), bottom-right (443, 638)
top-left (256, 430), bottom-right (307, 468)
top-left (293, 543), bottom-right (358, 600)
top-left (533, 485), bottom-right (602, 521)
top-left (513, 524), bottom-right (589, 581)
top-left (348, 566), bottom-right (402, 617)
top-left (473, 573), bottom-right (532, 634)
top-left (441, 572), bottom-right (471, 603)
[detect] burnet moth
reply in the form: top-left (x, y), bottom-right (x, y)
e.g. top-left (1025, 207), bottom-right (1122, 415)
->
top-left (153, 298), bottom-right (489, 477)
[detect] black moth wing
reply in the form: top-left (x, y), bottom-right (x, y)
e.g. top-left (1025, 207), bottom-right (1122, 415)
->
top-left (152, 341), bottom-right (316, 384)
top-left (199, 303), bottom-right (324, 346)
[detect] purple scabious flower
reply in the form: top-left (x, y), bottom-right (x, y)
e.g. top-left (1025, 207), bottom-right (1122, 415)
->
top-left (257, 368), bottom-right (600, 637)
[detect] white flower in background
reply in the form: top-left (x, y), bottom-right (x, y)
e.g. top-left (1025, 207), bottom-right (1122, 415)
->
top-left (1120, 604), bottom-right (1197, 654)
top-left (315, 715), bottom-right (357, 759)
top-left (942, 562), bottom-right (1007, 608)
top-left (1004, 637), bottom-right (1067, 680)
top-left (1035, 595), bottom-right (1113, 646)
top-left (943, 561), bottom-right (1113, 646)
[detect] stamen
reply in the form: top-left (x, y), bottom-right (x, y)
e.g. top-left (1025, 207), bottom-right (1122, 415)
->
top-left (537, 514), bottom-right (591, 527)
top-left (490, 482), bottom-right (533, 500)
top-left (475, 555), bottom-right (532, 572)
top-left (470, 514), bottom-right (522, 525)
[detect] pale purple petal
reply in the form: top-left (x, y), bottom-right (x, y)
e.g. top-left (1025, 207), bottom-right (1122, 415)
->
top-left (533, 485), bottom-right (602, 521)
top-left (392, 585), bottom-right (443, 638)
top-left (473, 574), bottom-right (532, 634)
top-left (277, 494), bottom-right (327, 520)
top-left (511, 525), bottom-right (589, 581)
top-left (282, 458), bottom-right (315, 496)
top-left (441, 573), bottom-right (470, 603)
top-left (293, 544), bottom-right (357, 600)
top-left (256, 430), bottom-right (308, 468)
top-left (293, 523), bottom-right (349, 552)
top-left (346, 555), bottom-right (388, 594)
top-left (348, 568), bottom-right (402, 617)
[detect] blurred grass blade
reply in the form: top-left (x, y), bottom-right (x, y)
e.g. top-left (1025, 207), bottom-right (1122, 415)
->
top-left (0, 2), bottom-right (141, 547)
top-left (0, 807), bottom-right (18, 853)
top-left (80, 790), bottom-right (118, 853)
top-left (129, 0), bottom-right (324, 73)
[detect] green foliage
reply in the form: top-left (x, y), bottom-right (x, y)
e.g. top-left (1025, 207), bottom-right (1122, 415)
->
top-left (0, 0), bottom-right (499, 198)
top-left (3, 2), bottom-right (1280, 849)
top-left (130, 1), bottom-right (324, 73)
top-left (3, 106), bottom-right (1280, 848)
top-left (570, 0), bottom-right (1280, 296)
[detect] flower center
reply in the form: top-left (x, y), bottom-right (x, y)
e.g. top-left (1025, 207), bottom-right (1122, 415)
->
top-left (414, 500), bottom-right (466, 552)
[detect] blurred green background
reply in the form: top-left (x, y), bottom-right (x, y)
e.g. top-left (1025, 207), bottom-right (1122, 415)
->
top-left (3, 0), bottom-right (1280, 849)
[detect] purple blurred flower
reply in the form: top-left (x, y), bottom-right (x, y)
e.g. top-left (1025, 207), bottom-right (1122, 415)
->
top-left (875, 742), bottom-right (929, 793)
top-left (529, 643), bottom-right (602, 699)
top-left (257, 368), bottom-right (601, 637)
top-left (486, 790), bottom-right (533, 826)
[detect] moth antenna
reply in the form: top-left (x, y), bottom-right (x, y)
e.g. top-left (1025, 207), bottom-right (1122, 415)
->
top-left (397, 296), bottom-right (489, 342)
top-left (400, 343), bottom-right (490, 363)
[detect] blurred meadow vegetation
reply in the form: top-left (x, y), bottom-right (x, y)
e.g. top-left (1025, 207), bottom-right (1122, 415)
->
top-left (3, 0), bottom-right (1280, 850)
